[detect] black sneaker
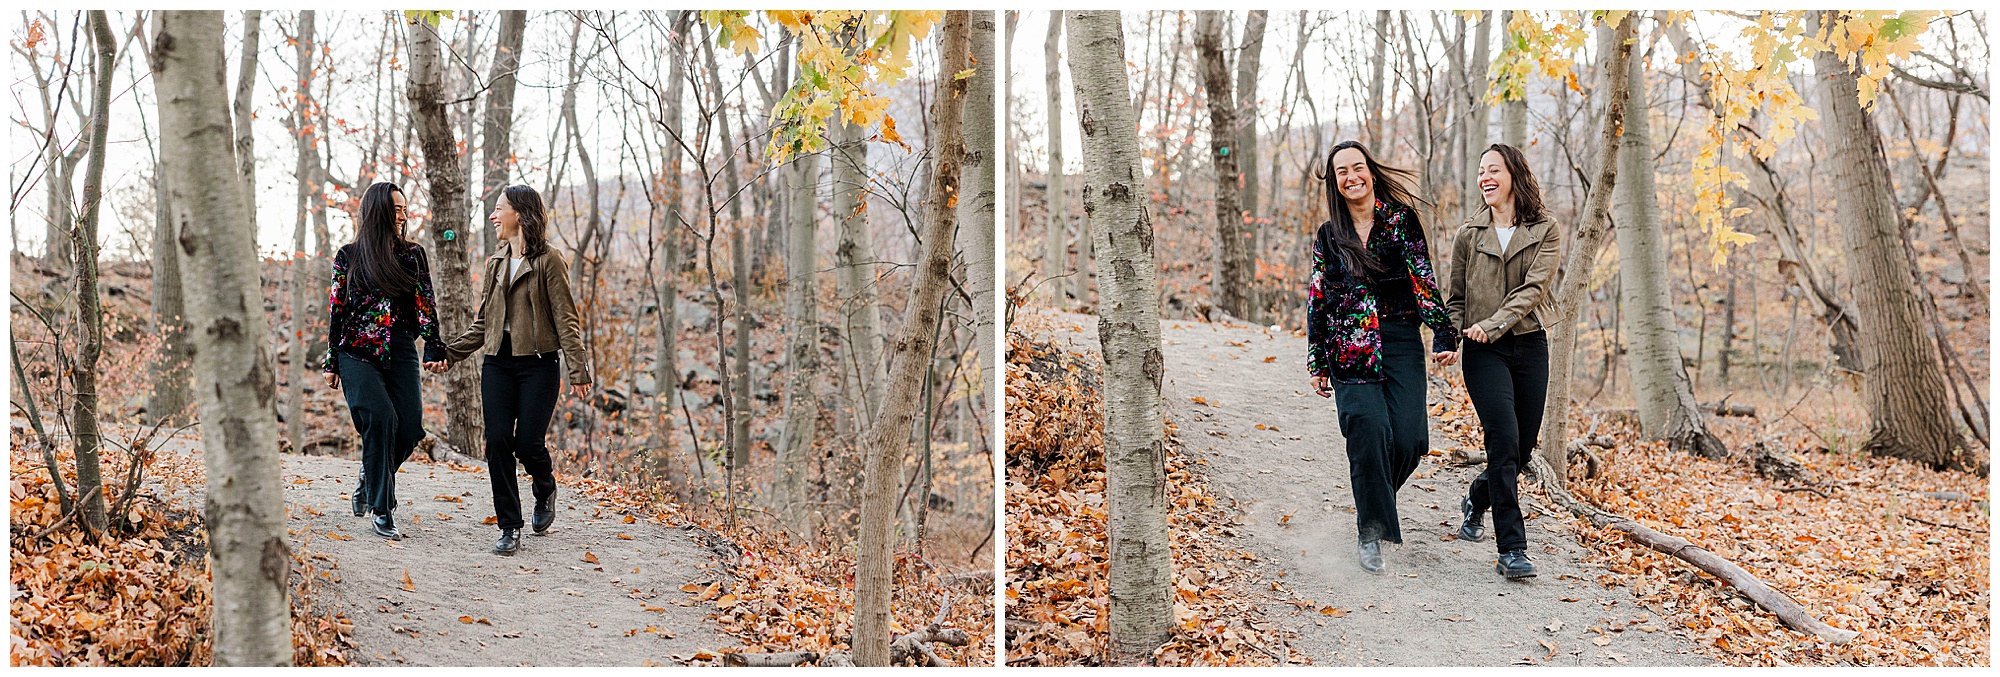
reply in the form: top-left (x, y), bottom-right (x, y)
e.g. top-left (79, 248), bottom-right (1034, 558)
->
top-left (532, 489), bottom-right (556, 535)
top-left (494, 529), bottom-right (521, 556)
top-left (1497, 549), bottom-right (1537, 579)
top-left (1458, 496), bottom-right (1485, 542)
top-left (1358, 539), bottom-right (1384, 574)
top-left (372, 513), bottom-right (401, 540)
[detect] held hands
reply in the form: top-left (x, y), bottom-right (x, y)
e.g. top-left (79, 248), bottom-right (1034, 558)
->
top-left (1433, 351), bottom-right (1459, 366)
top-left (1310, 376), bottom-right (1333, 398)
top-left (422, 360), bottom-right (449, 374)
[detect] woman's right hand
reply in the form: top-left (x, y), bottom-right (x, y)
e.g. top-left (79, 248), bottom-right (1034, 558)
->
top-left (325, 372), bottom-right (340, 390)
top-left (1311, 376), bottom-right (1333, 398)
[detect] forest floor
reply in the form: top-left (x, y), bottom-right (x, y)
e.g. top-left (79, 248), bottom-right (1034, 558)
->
top-left (1022, 310), bottom-right (1707, 666)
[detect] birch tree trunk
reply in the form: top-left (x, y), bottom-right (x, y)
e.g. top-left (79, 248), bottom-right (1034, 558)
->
top-left (832, 118), bottom-right (887, 424)
top-left (480, 11), bottom-right (527, 257)
top-left (1535, 14), bottom-right (1636, 487)
top-left (232, 10), bottom-right (261, 240)
top-left (852, 12), bottom-right (970, 665)
top-left (405, 13), bottom-right (483, 458)
top-left (779, 147), bottom-right (821, 529)
top-left (68, 10), bottom-right (120, 535)
top-left (960, 10), bottom-right (998, 404)
top-left (1070, 8), bottom-right (1172, 661)
top-left (1195, 11), bottom-right (1250, 322)
top-left (152, 10), bottom-right (292, 664)
top-left (1613, 37), bottom-right (1726, 459)
top-left (286, 11), bottom-right (315, 454)
top-left (1499, 11), bottom-right (1527, 148)
top-left (1462, 11), bottom-right (1491, 222)
top-left (1808, 11), bottom-right (1966, 471)
top-left (1043, 11), bottom-right (1068, 307)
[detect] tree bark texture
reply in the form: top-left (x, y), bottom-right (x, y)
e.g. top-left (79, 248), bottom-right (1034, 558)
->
top-left (1043, 11), bottom-right (1068, 306)
top-left (231, 10), bottom-right (261, 241)
top-left (480, 11), bottom-right (527, 258)
top-left (287, 11), bottom-right (316, 454)
top-left (405, 14), bottom-right (484, 459)
top-left (779, 149), bottom-right (821, 529)
top-left (1500, 11), bottom-right (1527, 148)
top-left (1070, 8), bottom-right (1173, 661)
top-left (1808, 11), bottom-right (1966, 470)
top-left (1368, 11), bottom-right (1390, 148)
top-left (832, 119), bottom-right (887, 425)
top-left (852, 11), bottom-right (970, 665)
top-left (153, 10), bottom-right (293, 664)
top-left (1613, 33), bottom-right (1726, 459)
top-left (960, 11), bottom-right (999, 417)
top-left (1463, 11), bottom-right (1491, 221)
top-left (1195, 11), bottom-right (1251, 323)
top-left (1535, 14), bottom-right (1636, 487)
top-left (68, 10), bottom-right (120, 535)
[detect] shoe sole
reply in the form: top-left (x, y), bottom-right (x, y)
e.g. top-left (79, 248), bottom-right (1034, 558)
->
top-left (494, 548), bottom-right (518, 556)
top-left (1496, 565), bottom-right (1537, 579)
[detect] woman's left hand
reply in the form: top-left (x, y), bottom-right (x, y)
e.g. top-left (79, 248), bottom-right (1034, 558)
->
top-left (1464, 325), bottom-right (1490, 343)
top-left (569, 383), bottom-right (590, 399)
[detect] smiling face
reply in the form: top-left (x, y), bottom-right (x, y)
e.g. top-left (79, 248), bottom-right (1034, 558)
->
top-left (390, 190), bottom-right (410, 236)
top-left (1478, 149), bottom-right (1513, 211)
top-left (1331, 147), bottom-right (1373, 207)
top-left (490, 197), bottom-right (520, 242)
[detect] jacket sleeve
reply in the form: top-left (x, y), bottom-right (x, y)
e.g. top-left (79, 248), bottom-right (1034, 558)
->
top-left (1445, 225), bottom-right (1470, 332)
top-left (541, 252), bottom-right (593, 385)
top-left (443, 259), bottom-right (490, 363)
top-left (322, 247), bottom-right (348, 374)
top-left (1305, 227), bottom-right (1332, 378)
top-left (1398, 208), bottom-right (1459, 353)
top-left (1477, 221), bottom-right (1562, 337)
top-left (412, 246), bottom-right (446, 364)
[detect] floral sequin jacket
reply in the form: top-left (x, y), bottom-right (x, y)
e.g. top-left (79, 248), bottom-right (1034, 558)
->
top-left (1306, 200), bottom-right (1459, 384)
top-left (321, 241), bottom-right (445, 373)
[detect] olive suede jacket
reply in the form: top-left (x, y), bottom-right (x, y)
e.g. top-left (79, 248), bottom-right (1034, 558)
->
top-left (1445, 208), bottom-right (1561, 338)
top-left (443, 242), bottom-right (592, 385)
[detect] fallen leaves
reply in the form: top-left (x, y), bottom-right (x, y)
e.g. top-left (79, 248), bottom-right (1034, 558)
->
top-left (582, 551), bottom-right (600, 564)
top-left (401, 570), bottom-right (416, 592)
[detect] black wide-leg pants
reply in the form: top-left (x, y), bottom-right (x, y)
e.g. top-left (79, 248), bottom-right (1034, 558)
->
top-left (1332, 315), bottom-right (1429, 545)
top-left (482, 334), bottom-right (561, 531)
top-left (1462, 329), bottom-right (1549, 553)
top-left (338, 330), bottom-right (425, 516)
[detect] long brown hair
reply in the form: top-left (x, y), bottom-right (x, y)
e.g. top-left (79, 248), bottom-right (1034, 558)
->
top-left (502, 185), bottom-right (550, 258)
top-left (346, 182), bottom-right (416, 299)
top-left (1315, 140), bottom-right (1421, 276)
top-left (1480, 143), bottom-right (1547, 226)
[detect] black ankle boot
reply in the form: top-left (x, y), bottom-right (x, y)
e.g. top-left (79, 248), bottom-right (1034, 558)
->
top-left (1357, 539), bottom-right (1384, 574)
top-left (1458, 496), bottom-right (1485, 542)
top-left (532, 489), bottom-right (556, 535)
top-left (494, 529), bottom-right (521, 556)
top-left (1497, 549), bottom-right (1538, 579)
top-left (353, 490), bottom-right (366, 517)
top-left (372, 512), bottom-right (401, 540)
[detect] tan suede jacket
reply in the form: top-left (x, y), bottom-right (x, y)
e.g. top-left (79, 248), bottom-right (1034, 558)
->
top-left (444, 242), bottom-right (592, 385)
top-left (1445, 208), bottom-right (1561, 338)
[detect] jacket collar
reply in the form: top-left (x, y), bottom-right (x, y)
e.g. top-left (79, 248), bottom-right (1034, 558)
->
top-left (494, 241), bottom-right (535, 289)
top-left (1469, 208), bottom-right (1547, 261)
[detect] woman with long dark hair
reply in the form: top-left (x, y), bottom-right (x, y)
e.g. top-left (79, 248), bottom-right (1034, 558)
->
top-left (440, 185), bottom-right (591, 556)
top-left (1447, 143), bottom-right (1561, 579)
top-left (324, 181), bottom-right (447, 540)
top-left (1305, 141), bottom-right (1460, 573)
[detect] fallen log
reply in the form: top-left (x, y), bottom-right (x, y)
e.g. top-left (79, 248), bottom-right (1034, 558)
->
top-left (723, 651), bottom-right (819, 667)
top-left (1528, 456), bottom-right (1860, 645)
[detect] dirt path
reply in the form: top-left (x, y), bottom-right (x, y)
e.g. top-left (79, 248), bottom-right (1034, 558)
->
top-left (1033, 311), bottom-right (1707, 666)
top-left (125, 427), bottom-right (731, 667)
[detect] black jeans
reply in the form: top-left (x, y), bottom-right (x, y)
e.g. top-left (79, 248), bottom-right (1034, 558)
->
top-left (338, 330), bottom-right (425, 516)
top-left (482, 334), bottom-right (561, 531)
top-left (1462, 329), bottom-right (1549, 552)
top-left (1332, 315), bottom-right (1429, 544)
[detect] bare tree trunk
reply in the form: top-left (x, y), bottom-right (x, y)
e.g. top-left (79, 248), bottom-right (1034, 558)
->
top-left (1499, 11), bottom-right (1527, 148)
top-left (696, 32), bottom-right (752, 471)
top-left (562, 16), bottom-right (603, 292)
top-left (1068, 9), bottom-right (1171, 661)
top-left (27, 25), bottom-right (81, 275)
top-left (1368, 11), bottom-right (1389, 148)
top-left (1536, 14), bottom-right (1636, 487)
top-left (960, 11), bottom-right (998, 406)
top-left (405, 13), bottom-right (483, 459)
top-left (1613, 35), bottom-right (1726, 459)
top-left (232, 10), bottom-right (262, 241)
top-left (481, 11), bottom-right (527, 257)
top-left (852, 12), bottom-right (970, 665)
top-left (1043, 11), bottom-right (1068, 306)
top-left (832, 119), bottom-right (887, 424)
top-left (1462, 11), bottom-right (1491, 221)
top-left (655, 10), bottom-right (689, 448)
top-left (66, 10), bottom-right (120, 536)
top-left (1809, 11), bottom-right (1966, 471)
top-left (152, 10), bottom-right (292, 664)
top-left (779, 147), bottom-right (821, 529)
top-left (1235, 10), bottom-right (1268, 318)
top-left (286, 11), bottom-right (315, 454)
top-left (1195, 11), bottom-right (1250, 322)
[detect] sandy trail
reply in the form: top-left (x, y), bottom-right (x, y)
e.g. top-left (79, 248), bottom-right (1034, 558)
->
top-left (1034, 311), bottom-right (1708, 666)
top-left (141, 432), bottom-right (729, 666)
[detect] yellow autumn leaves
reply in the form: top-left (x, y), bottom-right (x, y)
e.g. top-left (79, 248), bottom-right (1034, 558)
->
top-left (701, 10), bottom-right (950, 161)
